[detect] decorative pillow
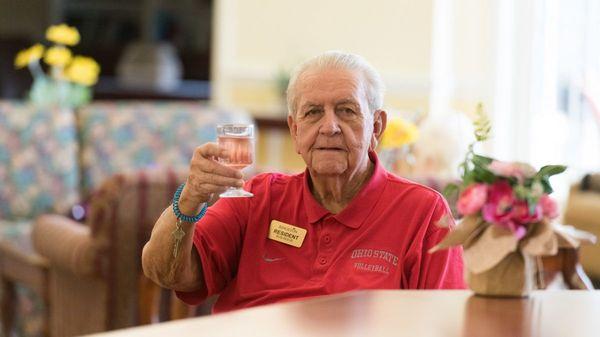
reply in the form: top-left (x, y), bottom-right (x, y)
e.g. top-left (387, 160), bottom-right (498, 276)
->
top-left (77, 101), bottom-right (253, 196)
top-left (0, 101), bottom-right (80, 220)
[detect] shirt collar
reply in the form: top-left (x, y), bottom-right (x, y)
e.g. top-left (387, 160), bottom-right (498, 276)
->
top-left (303, 151), bottom-right (388, 228)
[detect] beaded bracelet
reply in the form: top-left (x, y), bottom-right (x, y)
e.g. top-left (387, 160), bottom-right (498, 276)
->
top-left (172, 183), bottom-right (207, 223)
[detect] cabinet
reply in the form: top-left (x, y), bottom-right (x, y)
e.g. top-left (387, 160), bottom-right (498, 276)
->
top-left (55, 0), bottom-right (213, 99)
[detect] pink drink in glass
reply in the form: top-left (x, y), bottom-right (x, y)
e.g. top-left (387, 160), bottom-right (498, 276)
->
top-left (218, 135), bottom-right (253, 170)
top-left (217, 124), bottom-right (254, 198)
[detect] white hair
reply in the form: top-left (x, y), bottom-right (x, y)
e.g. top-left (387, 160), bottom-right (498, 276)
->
top-left (286, 51), bottom-right (385, 117)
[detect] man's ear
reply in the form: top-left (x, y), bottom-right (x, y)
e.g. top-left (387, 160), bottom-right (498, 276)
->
top-left (370, 109), bottom-right (387, 151)
top-left (287, 114), bottom-right (301, 154)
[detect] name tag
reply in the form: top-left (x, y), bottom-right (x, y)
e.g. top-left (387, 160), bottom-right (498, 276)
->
top-left (268, 220), bottom-right (307, 248)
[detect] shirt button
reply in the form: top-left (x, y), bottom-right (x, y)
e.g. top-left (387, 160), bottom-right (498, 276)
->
top-left (323, 235), bottom-right (331, 244)
top-left (319, 257), bottom-right (327, 265)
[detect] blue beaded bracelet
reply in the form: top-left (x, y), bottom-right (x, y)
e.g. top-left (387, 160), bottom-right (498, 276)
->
top-left (172, 183), bottom-right (207, 223)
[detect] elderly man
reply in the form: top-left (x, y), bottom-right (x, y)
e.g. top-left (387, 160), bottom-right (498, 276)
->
top-left (142, 51), bottom-right (465, 313)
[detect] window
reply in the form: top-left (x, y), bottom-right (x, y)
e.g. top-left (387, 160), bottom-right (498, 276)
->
top-left (529, 0), bottom-right (600, 201)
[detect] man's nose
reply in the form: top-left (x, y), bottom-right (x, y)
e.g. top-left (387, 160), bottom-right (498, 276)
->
top-left (319, 110), bottom-right (341, 135)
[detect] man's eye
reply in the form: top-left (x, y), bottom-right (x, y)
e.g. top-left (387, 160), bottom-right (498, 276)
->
top-left (339, 107), bottom-right (356, 115)
top-left (305, 109), bottom-right (320, 116)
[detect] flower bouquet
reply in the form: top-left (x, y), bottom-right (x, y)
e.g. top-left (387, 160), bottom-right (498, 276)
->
top-left (430, 104), bottom-right (596, 297)
top-left (14, 23), bottom-right (100, 109)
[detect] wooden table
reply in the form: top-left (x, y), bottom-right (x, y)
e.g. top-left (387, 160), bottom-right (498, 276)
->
top-left (86, 290), bottom-right (600, 337)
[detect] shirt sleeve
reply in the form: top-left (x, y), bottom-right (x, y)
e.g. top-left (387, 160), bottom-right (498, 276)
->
top-left (175, 181), bottom-right (254, 305)
top-left (406, 194), bottom-right (466, 289)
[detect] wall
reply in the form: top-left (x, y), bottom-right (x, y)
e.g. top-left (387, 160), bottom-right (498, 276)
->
top-left (211, 0), bottom-right (438, 171)
top-left (212, 0), bottom-right (434, 118)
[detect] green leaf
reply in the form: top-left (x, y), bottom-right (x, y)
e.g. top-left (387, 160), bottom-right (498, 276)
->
top-left (443, 183), bottom-right (460, 202)
top-left (472, 154), bottom-right (493, 167)
top-left (536, 165), bottom-right (567, 178)
top-left (473, 166), bottom-right (496, 184)
top-left (470, 155), bottom-right (495, 184)
top-left (540, 177), bottom-right (553, 194)
top-left (463, 171), bottom-right (476, 186)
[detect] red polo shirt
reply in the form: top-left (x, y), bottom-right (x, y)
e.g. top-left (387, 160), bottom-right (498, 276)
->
top-left (176, 152), bottom-right (465, 312)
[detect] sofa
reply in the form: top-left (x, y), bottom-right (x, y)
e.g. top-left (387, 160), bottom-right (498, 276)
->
top-left (0, 100), bottom-right (252, 336)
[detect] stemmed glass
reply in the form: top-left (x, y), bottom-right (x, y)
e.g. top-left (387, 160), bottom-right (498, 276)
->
top-left (217, 124), bottom-right (254, 198)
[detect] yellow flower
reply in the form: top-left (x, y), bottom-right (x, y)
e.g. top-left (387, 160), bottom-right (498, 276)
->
top-left (44, 46), bottom-right (72, 67)
top-left (46, 23), bottom-right (80, 46)
top-left (14, 44), bottom-right (45, 69)
top-left (381, 117), bottom-right (419, 149)
top-left (65, 56), bottom-right (100, 86)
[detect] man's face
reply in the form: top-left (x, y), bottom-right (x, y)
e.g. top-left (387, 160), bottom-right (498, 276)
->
top-left (288, 68), bottom-right (385, 177)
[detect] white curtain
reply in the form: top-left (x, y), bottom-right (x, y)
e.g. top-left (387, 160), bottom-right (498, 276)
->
top-left (527, 0), bottom-right (600, 202)
top-left (430, 0), bottom-right (600, 203)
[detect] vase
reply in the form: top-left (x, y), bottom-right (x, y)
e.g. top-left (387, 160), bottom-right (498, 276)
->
top-left (467, 251), bottom-right (536, 297)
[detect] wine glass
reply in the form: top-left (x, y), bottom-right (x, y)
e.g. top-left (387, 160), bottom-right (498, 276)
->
top-left (217, 124), bottom-right (255, 198)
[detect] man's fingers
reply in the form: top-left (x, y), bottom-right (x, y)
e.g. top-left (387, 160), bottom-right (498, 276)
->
top-left (187, 169), bottom-right (243, 189)
top-left (198, 183), bottom-right (232, 195)
top-left (195, 143), bottom-right (228, 161)
top-left (198, 143), bottom-right (221, 157)
top-left (194, 153), bottom-right (243, 179)
top-left (208, 186), bottom-right (226, 205)
top-left (185, 142), bottom-right (248, 204)
top-left (203, 174), bottom-right (244, 188)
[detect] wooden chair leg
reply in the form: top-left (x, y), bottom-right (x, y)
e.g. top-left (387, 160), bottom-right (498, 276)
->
top-left (40, 271), bottom-right (50, 337)
top-left (562, 248), bottom-right (594, 290)
top-left (170, 295), bottom-right (193, 320)
top-left (158, 288), bottom-right (172, 322)
top-left (1, 278), bottom-right (16, 337)
top-left (138, 275), bottom-right (159, 325)
top-left (195, 295), bottom-right (217, 316)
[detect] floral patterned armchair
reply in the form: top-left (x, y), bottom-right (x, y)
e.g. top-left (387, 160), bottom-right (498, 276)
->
top-left (0, 100), bottom-right (252, 336)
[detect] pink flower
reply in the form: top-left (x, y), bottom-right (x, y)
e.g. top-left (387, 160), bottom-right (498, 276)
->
top-left (488, 160), bottom-right (536, 183)
top-left (511, 200), bottom-right (543, 225)
top-left (481, 180), bottom-right (515, 225)
top-left (493, 219), bottom-right (528, 240)
top-left (539, 194), bottom-right (559, 219)
top-left (513, 224), bottom-right (527, 240)
top-left (457, 183), bottom-right (488, 215)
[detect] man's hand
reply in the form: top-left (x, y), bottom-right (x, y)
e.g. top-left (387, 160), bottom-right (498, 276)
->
top-left (142, 143), bottom-right (244, 292)
top-left (178, 143), bottom-right (245, 214)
